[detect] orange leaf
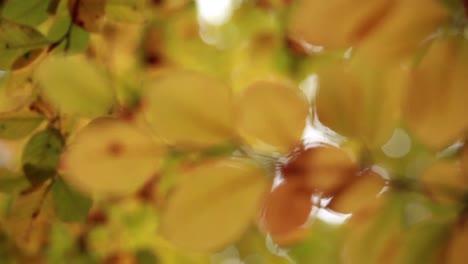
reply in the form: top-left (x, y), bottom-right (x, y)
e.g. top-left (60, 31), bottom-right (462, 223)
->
top-left (261, 179), bottom-right (313, 245)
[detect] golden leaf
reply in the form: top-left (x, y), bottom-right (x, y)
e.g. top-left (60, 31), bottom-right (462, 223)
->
top-left (144, 70), bottom-right (235, 149)
top-left (316, 60), bottom-right (403, 148)
top-left (236, 81), bottom-right (309, 153)
top-left (328, 169), bottom-right (387, 214)
top-left (420, 160), bottom-right (467, 204)
top-left (63, 117), bottom-right (165, 196)
top-left (403, 37), bottom-right (468, 150)
top-left (161, 158), bottom-right (268, 252)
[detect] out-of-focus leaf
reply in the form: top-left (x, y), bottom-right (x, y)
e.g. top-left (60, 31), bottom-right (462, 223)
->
top-left (65, 25), bottom-right (90, 53)
top-left (234, 228), bottom-right (290, 264)
top-left (288, 0), bottom-right (390, 49)
top-left (162, 7), bottom-right (232, 77)
top-left (5, 66), bottom-right (37, 98)
top-left (403, 37), bottom-right (468, 150)
top-left (145, 70), bottom-right (235, 149)
top-left (36, 55), bottom-right (114, 118)
top-left (342, 198), bottom-right (404, 264)
top-left (135, 249), bottom-right (160, 264)
top-left (289, 0), bottom-right (447, 64)
top-left (47, 15), bottom-right (71, 42)
top-left (47, 16), bottom-right (90, 54)
top-left (261, 179), bottom-right (313, 246)
top-left (63, 117), bottom-right (165, 196)
top-left (0, 112), bottom-right (43, 140)
top-left (1, 0), bottom-right (52, 27)
top-left (462, 144), bottom-right (468, 179)
top-left (47, 222), bottom-right (75, 264)
top-left (231, 36), bottom-right (292, 93)
top-left (316, 60), bottom-right (403, 148)
top-left (140, 23), bottom-right (166, 69)
top-left (0, 232), bottom-right (14, 264)
top-left (444, 220), bottom-right (468, 264)
top-left (52, 177), bottom-right (92, 222)
top-left (4, 184), bottom-right (54, 255)
top-left (229, 5), bottom-right (294, 91)
top-left (420, 160), bottom-right (467, 204)
top-left (106, 0), bottom-right (148, 23)
top-left (0, 73), bottom-right (33, 113)
top-left (328, 169), bottom-right (387, 214)
top-left (161, 158), bottom-right (268, 252)
top-left (10, 48), bottom-right (46, 70)
top-left (0, 20), bottom-right (50, 70)
top-left (21, 127), bottom-right (64, 186)
top-left (288, 220), bottom-right (345, 264)
top-left (236, 81), bottom-right (308, 153)
top-left (355, 0), bottom-right (447, 65)
top-left (281, 144), bottom-right (358, 196)
top-left (394, 220), bottom-right (450, 264)
top-left (0, 168), bottom-right (29, 193)
top-left (68, 0), bottom-right (106, 32)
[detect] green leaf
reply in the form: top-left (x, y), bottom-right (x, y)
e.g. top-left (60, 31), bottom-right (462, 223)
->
top-left (135, 249), bottom-right (160, 264)
top-left (235, 228), bottom-right (290, 264)
top-left (0, 112), bottom-right (44, 140)
top-left (288, 220), bottom-right (345, 264)
top-left (52, 177), bottom-right (92, 222)
top-left (21, 128), bottom-right (64, 185)
top-left (0, 168), bottom-right (29, 193)
top-left (0, 232), bottom-right (14, 264)
top-left (1, 0), bottom-right (52, 27)
top-left (395, 220), bottom-right (450, 264)
top-left (47, 15), bottom-right (71, 42)
top-left (0, 19), bottom-right (50, 70)
top-left (66, 25), bottom-right (90, 53)
top-left (47, 222), bottom-right (75, 264)
top-left (47, 15), bottom-right (90, 54)
top-left (36, 56), bottom-right (114, 118)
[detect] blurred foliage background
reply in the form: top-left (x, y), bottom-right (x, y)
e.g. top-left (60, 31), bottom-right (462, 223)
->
top-left (0, 0), bottom-right (467, 263)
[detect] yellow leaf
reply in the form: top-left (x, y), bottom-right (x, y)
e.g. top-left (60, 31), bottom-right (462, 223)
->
top-left (288, 0), bottom-right (447, 64)
top-left (315, 60), bottom-right (403, 148)
top-left (288, 0), bottom-right (392, 49)
top-left (63, 117), bottom-right (165, 196)
top-left (4, 184), bottom-right (54, 255)
top-left (403, 37), bottom-right (468, 150)
top-left (355, 0), bottom-right (447, 65)
top-left (36, 55), bottom-right (115, 118)
top-left (236, 81), bottom-right (309, 153)
top-left (144, 70), bottom-right (235, 148)
top-left (161, 158), bottom-right (268, 252)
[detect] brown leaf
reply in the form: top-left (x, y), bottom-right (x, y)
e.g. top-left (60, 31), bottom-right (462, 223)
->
top-left (281, 144), bottom-right (358, 196)
top-left (68, 0), bottom-right (106, 32)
